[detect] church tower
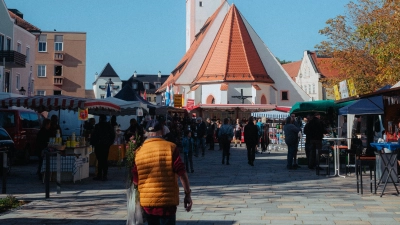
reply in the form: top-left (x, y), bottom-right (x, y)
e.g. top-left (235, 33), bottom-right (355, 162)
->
top-left (186, 0), bottom-right (225, 51)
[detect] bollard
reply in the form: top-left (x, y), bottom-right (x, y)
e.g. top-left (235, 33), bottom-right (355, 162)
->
top-left (45, 150), bottom-right (50, 198)
top-left (2, 151), bottom-right (7, 194)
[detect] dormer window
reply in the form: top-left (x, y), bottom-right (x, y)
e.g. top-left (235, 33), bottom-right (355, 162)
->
top-left (133, 82), bottom-right (138, 89)
top-left (99, 85), bottom-right (106, 89)
top-left (144, 82), bottom-right (149, 90)
top-left (155, 82), bottom-right (161, 89)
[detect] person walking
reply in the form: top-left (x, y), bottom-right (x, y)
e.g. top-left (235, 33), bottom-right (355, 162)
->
top-left (244, 116), bottom-right (259, 166)
top-left (284, 116), bottom-right (302, 170)
top-left (291, 113), bottom-right (303, 168)
top-left (132, 118), bottom-right (193, 224)
top-left (206, 118), bottom-right (215, 150)
top-left (256, 118), bottom-right (266, 152)
top-left (215, 119), bottom-right (222, 150)
top-left (233, 119), bottom-right (243, 147)
top-left (195, 117), bottom-right (207, 157)
top-left (219, 118), bottom-right (233, 165)
top-left (182, 130), bottom-right (195, 173)
top-left (35, 118), bottom-right (52, 180)
top-left (90, 114), bottom-right (115, 181)
top-left (304, 113), bottom-right (326, 170)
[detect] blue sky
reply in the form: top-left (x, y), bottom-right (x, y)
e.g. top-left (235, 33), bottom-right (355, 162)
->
top-left (4, 0), bottom-right (350, 89)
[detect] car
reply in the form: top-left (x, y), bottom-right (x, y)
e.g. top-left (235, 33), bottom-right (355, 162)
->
top-left (0, 109), bottom-right (44, 164)
top-left (0, 127), bottom-right (15, 175)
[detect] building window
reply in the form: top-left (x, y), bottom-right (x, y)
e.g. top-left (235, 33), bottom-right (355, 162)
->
top-left (313, 84), bottom-right (316, 93)
top-left (54, 35), bottom-right (63, 51)
top-left (155, 82), bottom-right (161, 89)
top-left (100, 94), bottom-right (105, 99)
top-left (154, 97), bottom-right (156, 102)
top-left (37, 90), bottom-right (45, 96)
top-left (147, 97), bottom-right (151, 102)
top-left (17, 42), bottom-right (21, 52)
top-left (304, 85), bottom-right (307, 93)
top-left (37, 65), bottom-right (46, 77)
top-left (16, 74), bottom-right (20, 89)
top-left (38, 35), bottom-right (47, 52)
top-left (144, 82), bottom-right (149, 90)
top-left (281, 91), bottom-right (289, 101)
top-left (6, 38), bottom-right (11, 50)
top-left (308, 84), bottom-right (311, 94)
top-left (55, 66), bottom-right (62, 76)
top-left (0, 35), bottom-right (4, 51)
top-left (26, 47), bottom-right (30, 63)
top-left (133, 82), bottom-right (138, 89)
top-left (53, 90), bottom-right (61, 95)
top-left (199, 1), bottom-right (202, 7)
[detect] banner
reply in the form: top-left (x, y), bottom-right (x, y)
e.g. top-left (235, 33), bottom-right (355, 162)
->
top-left (186, 99), bottom-right (194, 111)
top-left (78, 108), bottom-right (88, 120)
top-left (174, 94), bottom-right (182, 107)
top-left (339, 80), bottom-right (349, 99)
top-left (347, 78), bottom-right (357, 97)
top-left (333, 85), bottom-right (341, 100)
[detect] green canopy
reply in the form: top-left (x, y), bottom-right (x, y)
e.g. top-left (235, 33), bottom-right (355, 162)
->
top-left (289, 100), bottom-right (354, 116)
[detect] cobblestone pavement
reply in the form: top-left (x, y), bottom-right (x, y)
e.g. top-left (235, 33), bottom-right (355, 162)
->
top-left (1, 144), bottom-right (400, 225)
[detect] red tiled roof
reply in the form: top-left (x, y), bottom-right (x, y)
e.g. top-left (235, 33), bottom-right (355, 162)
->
top-left (315, 58), bottom-right (340, 78)
top-left (281, 61), bottom-right (301, 80)
top-left (157, 2), bottom-right (226, 92)
top-left (194, 4), bottom-right (273, 84)
top-left (8, 10), bottom-right (40, 31)
top-left (220, 83), bottom-right (229, 90)
top-left (191, 84), bottom-right (200, 91)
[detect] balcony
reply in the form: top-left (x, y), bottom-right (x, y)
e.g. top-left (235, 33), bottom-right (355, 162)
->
top-left (54, 76), bottom-right (64, 86)
top-left (54, 52), bottom-right (64, 61)
top-left (0, 50), bottom-right (26, 68)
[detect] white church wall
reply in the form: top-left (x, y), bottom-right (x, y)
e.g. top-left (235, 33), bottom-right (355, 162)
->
top-left (255, 84), bottom-right (272, 104)
top-left (227, 83), bottom-right (252, 104)
top-left (241, 15), bottom-right (309, 106)
top-left (202, 84), bottom-right (221, 103)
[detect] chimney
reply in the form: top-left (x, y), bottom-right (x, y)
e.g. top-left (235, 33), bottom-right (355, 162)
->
top-left (158, 71), bottom-right (161, 78)
top-left (95, 72), bottom-right (99, 80)
top-left (134, 71), bottom-right (137, 78)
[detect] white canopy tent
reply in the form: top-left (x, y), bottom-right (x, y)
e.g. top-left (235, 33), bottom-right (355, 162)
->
top-left (251, 110), bottom-right (289, 120)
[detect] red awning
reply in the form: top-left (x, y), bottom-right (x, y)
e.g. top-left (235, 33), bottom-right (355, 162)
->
top-left (275, 106), bottom-right (291, 112)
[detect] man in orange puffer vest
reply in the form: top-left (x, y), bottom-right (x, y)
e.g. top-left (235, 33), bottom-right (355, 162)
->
top-left (133, 117), bottom-right (193, 224)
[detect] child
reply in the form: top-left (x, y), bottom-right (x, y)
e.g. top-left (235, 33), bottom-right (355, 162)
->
top-left (182, 130), bottom-right (195, 173)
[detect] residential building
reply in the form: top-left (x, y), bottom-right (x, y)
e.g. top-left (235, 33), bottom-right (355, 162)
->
top-left (158, 1), bottom-right (309, 119)
top-left (92, 63), bottom-right (122, 99)
top-left (0, 0), bottom-right (37, 95)
top-left (34, 31), bottom-right (86, 97)
top-left (282, 50), bottom-right (340, 100)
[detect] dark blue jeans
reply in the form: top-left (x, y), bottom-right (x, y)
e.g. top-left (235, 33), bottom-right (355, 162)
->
top-left (146, 214), bottom-right (176, 225)
top-left (287, 144), bottom-right (296, 169)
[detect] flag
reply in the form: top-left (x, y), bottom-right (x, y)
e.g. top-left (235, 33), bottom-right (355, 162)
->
top-left (143, 90), bottom-right (147, 100)
top-left (165, 84), bottom-right (170, 106)
top-left (106, 83), bottom-right (112, 98)
top-left (170, 84), bottom-right (174, 107)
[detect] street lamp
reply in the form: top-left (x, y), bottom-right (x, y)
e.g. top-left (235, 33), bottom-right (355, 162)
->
top-left (19, 87), bottom-right (26, 95)
top-left (106, 78), bottom-right (114, 86)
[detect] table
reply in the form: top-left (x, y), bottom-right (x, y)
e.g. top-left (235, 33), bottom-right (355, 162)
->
top-left (323, 137), bottom-right (347, 177)
top-left (370, 142), bottom-right (400, 197)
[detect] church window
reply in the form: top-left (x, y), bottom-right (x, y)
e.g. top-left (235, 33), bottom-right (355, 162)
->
top-left (261, 95), bottom-right (267, 104)
top-left (206, 95), bottom-right (215, 104)
top-left (281, 91), bottom-right (289, 101)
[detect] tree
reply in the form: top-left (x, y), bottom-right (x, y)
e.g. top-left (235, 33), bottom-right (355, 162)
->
top-left (315, 0), bottom-right (400, 95)
top-left (276, 57), bottom-right (292, 65)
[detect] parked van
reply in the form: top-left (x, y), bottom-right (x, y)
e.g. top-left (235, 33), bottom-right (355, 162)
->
top-left (0, 108), bottom-right (44, 163)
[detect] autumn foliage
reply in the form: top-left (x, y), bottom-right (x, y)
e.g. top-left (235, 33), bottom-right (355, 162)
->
top-left (316, 0), bottom-right (400, 94)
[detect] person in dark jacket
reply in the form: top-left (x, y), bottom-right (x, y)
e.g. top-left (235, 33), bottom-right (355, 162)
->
top-left (244, 116), bottom-right (259, 166)
top-left (284, 116), bottom-right (302, 170)
top-left (36, 118), bottom-right (52, 180)
top-left (124, 118), bottom-right (143, 142)
top-left (218, 118), bottom-right (233, 165)
top-left (206, 118), bottom-right (215, 150)
top-left (90, 114), bottom-right (115, 181)
top-left (304, 113), bottom-right (326, 170)
top-left (195, 117), bottom-right (207, 157)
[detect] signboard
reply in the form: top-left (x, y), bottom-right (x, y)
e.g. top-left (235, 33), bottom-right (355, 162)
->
top-left (78, 108), bottom-right (88, 120)
top-left (137, 108), bottom-right (143, 117)
top-left (186, 99), bottom-right (194, 111)
top-left (333, 85), bottom-right (341, 100)
top-left (347, 78), bottom-right (357, 97)
top-left (339, 80), bottom-right (349, 99)
top-left (174, 94), bottom-right (182, 107)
